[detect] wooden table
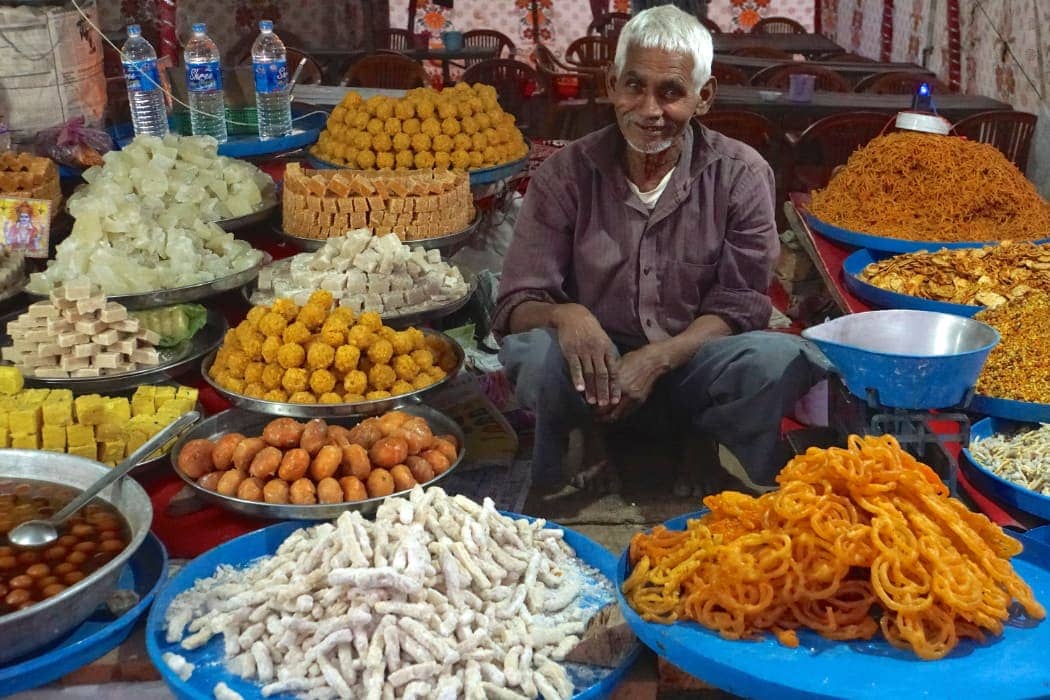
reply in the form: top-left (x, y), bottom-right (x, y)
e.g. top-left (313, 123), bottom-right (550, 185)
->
top-left (403, 46), bottom-right (499, 85)
top-left (713, 85), bottom-right (1010, 129)
top-left (712, 33), bottom-right (845, 58)
top-left (715, 55), bottom-right (934, 85)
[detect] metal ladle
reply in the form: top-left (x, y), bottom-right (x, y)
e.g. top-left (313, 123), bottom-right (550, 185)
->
top-left (8, 411), bottom-right (200, 548)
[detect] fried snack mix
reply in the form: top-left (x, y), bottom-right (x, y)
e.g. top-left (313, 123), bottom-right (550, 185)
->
top-left (810, 132), bottom-right (1050, 243)
top-left (975, 295), bottom-right (1050, 403)
top-left (860, 242), bottom-right (1050, 308)
top-left (623, 435), bottom-right (1045, 660)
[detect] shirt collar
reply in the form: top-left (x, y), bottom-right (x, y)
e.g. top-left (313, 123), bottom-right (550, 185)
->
top-left (581, 120), bottom-right (723, 204)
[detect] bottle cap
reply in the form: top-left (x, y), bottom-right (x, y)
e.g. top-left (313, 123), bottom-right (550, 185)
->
top-left (259, 20), bottom-right (274, 32)
top-left (192, 23), bottom-right (206, 34)
top-left (127, 24), bottom-right (141, 37)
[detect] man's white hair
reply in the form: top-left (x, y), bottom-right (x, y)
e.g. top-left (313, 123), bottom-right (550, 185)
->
top-left (612, 5), bottom-right (713, 92)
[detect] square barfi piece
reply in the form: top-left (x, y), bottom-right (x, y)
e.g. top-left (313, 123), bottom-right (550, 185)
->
top-left (99, 303), bottom-right (127, 324)
top-left (41, 400), bottom-right (72, 427)
top-left (66, 442), bottom-right (97, 460)
top-left (102, 398), bottom-right (131, 423)
top-left (10, 432), bottom-right (39, 450)
top-left (66, 423), bottom-right (95, 446)
top-left (41, 424), bottom-right (66, 451)
top-left (98, 440), bottom-right (125, 466)
top-left (73, 394), bottom-right (105, 425)
top-left (8, 408), bottom-right (38, 435)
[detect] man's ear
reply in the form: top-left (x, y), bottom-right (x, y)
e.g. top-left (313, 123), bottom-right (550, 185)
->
top-left (606, 69), bottom-right (617, 96)
top-left (694, 77), bottom-right (716, 116)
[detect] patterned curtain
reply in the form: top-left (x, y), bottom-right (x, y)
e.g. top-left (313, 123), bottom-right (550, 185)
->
top-left (709, 0), bottom-right (815, 33)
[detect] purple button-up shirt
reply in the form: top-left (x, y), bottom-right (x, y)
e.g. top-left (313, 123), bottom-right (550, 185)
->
top-left (493, 122), bottom-right (778, 347)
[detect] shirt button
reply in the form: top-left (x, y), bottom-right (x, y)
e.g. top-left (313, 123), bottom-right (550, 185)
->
top-left (643, 267), bottom-right (651, 275)
top-left (645, 319), bottom-right (653, 328)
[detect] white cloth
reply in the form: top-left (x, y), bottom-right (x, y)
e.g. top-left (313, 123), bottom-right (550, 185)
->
top-left (626, 167), bottom-right (676, 210)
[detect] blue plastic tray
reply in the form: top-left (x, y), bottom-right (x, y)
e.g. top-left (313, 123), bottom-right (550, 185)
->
top-left (307, 146), bottom-right (529, 187)
top-left (970, 394), bottom-right (1050, 424)
top-left (147, 515), bottom-right (639, 700)
top-left (111, 111), bottom-right (325, 158)
top-left (0, 533), bottom-right (169, 694)
top-left (841, 249), bottom-right (982, 317)
top-left (617, 511), bottom-right (1050, 700)
top-left (962, 417), bottom-right (1050, 523)
top-left (802, 210), bottom-right (1050, 254)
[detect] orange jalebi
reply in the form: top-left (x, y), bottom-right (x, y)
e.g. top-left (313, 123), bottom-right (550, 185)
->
top-left (623, 434), bottom-right (1045, 660)
top-left (809, 132), bottom-right (1050, 243)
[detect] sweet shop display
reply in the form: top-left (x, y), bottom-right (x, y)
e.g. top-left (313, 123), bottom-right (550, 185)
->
top-left (252, 230), bottom-right (470, 316)
top-left (282, 163), bottom-right (474, 241)
top-left (310, 84), bottom-right (529, 172)
top-left (2, 279), bottom-right (161, 378)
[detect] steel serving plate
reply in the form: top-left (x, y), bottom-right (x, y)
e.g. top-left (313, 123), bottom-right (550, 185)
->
top-left (271, 210), bottom-right (482, 252)
top-left (25, 253), bottom-right (271, 311)
top-left (0, 450), bottom-right (153, 665)
top-left (168, 405), bottom-right (465, 519)
top-left (202, 328), bottom-right (464, 418)
top-left (802, 208), bottom-right (1050, 254)
top-left (245, 259), bottom-right (477, 328)
top-left (962, 417), bottom-right (1050, 522)
top-left (5, 308), bottom-right (228, 394)
top-left (841, 248), bottom-right (982, 317)
top-left (617, 510), bottom-right (1050, 699)
top-left (147, 512), bottom-right (638, 699)
top-left (216, 197), bottom-right (280, 232)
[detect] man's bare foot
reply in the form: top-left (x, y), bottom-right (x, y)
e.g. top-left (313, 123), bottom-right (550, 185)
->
top-left (569, 459), bottom-right (623, 495)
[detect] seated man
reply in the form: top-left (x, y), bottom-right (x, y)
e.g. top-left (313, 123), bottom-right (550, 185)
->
top-left (493, 5), bottom-right (828, 494)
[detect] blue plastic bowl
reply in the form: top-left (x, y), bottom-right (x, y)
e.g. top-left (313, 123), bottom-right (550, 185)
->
top-left (802, 310), bottom-right (999, 409)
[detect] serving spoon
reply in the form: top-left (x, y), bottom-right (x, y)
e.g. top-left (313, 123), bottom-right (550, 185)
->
top-left (8, 410), bottom-right (200, 548)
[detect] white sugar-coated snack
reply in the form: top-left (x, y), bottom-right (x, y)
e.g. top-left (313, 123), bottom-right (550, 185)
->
top-left (28, 135), bottom-right (267, 295)
top-left (164, 487), bottom-right (609, 700)
top-left (252, 230), bottom-right (469, 316)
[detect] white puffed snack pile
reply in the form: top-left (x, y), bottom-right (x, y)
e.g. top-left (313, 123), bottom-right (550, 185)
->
top-left (28, 134), bottom-right (266, 295)
top-left (252, 230), bottom-right (470, 316)
top-left (165, 487), bottom-right (607, 700)
top-left (2, 277), bottom-right (160, 378)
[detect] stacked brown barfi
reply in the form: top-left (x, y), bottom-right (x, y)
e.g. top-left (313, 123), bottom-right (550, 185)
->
top-left (282, 163), bottom-right (474, 241)
top-left (0, 152), bottom-right (62, 214)
top-left (2, 278), bottom-right (161, 378)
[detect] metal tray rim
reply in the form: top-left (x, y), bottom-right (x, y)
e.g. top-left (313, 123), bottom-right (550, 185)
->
top-left (168, 406), bottom-right (465, 519)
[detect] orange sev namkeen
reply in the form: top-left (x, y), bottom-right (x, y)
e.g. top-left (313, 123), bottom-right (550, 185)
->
top-left (809, 132), bottom-right (1050, 243)
top-left (623, 434), bottom-right (1045, 660)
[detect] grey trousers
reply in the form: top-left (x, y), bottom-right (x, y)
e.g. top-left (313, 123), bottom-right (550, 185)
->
top-left (500, 328), bottom-right (830, 487)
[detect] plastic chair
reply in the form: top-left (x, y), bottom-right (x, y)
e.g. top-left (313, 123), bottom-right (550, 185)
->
top-left (699, 17), bottom-right (722, 34)
top-left (951, 110), bottom-right (1038, 172)
top-left (697, 111), bottom-right (785, 164)
top-left (461, 59), bottom-right (541, 128)
top-left (786, 111), bottom-right (894, 191)
top-left (752, 17), bottom-right (807, 34)
top-left (750, 62), bottom-right (852, 92)
top-left (565, 36), bottom-right (614, 69)
top-left (711, 61), bottom-right (749, 86)
top-left (731, 46), bottom-right (795, 60)
top-left (534, 45), bottom-right (611, 139)
top-left (587, 12), bottom-right (631, 41)
top-left (854, 71), bottom-right (950, 94)
top-left (374, 28), bottom-right (412, 52)
top-left (285, 48), bottom-right (323, 85)
top-left (340, 53), bottom-right (427, 89)
top-left (462, 29), bottom-right (515, 69)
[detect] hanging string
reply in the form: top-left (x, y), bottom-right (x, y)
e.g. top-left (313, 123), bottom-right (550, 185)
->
top-left (69, 0), bottom-right (330, 129)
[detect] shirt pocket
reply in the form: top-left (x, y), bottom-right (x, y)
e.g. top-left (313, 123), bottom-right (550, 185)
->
top-left (660, 260), bottom-right (718, 329)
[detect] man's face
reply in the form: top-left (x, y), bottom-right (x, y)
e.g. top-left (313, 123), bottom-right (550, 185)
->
top-left (17, 213), bottom-right (29, 225)
top-left (608, 45), bottom-right (715, 154)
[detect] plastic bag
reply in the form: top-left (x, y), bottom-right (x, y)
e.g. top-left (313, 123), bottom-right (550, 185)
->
top-left (35, 117), bottom-right (111, 169)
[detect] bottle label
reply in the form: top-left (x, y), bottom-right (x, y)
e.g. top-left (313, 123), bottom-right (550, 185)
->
top-left (186, 61), bottom-right (223, 93)
top-left (124, 59), bottom-right (161, 92)
top-left (253, 59), bottom-right (288, 94)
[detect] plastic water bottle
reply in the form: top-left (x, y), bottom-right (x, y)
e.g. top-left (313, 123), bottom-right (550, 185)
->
top-left (251, 20), bottom-right (292, 139)
top-left (184, 23), bottom-right (227, 142)
top-left (122, 24), bottom-right (168, 137)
